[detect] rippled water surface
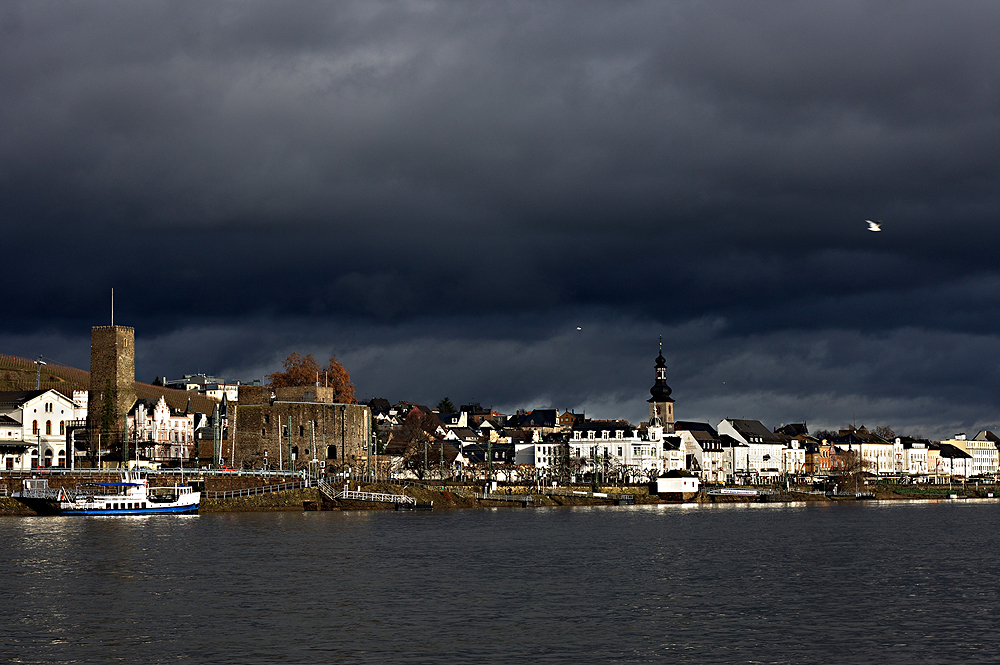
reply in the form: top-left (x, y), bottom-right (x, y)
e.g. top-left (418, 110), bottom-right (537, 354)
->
top-left (3, 500), bottom-right (1000, 664)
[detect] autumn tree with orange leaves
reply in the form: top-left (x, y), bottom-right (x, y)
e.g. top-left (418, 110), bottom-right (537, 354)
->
top-left (266, 353), bottom-right (356, 404)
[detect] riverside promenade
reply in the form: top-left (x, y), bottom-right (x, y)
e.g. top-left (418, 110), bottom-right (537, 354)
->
top-left (3, 471), bottom-right (997, 515)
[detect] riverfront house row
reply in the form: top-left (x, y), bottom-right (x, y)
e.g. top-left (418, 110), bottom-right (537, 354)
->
top-left (374, 400), bottom-right (998, 484)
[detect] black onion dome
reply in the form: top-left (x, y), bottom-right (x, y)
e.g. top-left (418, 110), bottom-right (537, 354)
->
top-left (648, 349), bottom-right (673, 402)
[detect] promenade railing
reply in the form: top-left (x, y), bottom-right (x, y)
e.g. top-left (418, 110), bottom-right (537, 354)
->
top-left (206, 479), bottom-right (315, 500)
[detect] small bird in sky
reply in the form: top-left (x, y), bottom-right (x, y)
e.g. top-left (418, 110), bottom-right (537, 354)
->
top-left (576, 326), bottom-right (582, 331)
top-left (866, 219), bottom-right (882, 232)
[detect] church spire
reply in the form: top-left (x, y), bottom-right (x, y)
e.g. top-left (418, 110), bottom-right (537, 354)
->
top-left (649, 336), bottom-right (672, 403)
top-left (647, 336), bottom-right (674, 433)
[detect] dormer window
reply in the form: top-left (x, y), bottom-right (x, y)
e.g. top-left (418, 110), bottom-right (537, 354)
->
top-left (616, 431), bottom-right (623, 439)
top-left (587, 431), bottom-right (595, 440)
top-left (602, 431), bottom-right (609, 439)
top-left (573, 431), bottom-right (581, 440)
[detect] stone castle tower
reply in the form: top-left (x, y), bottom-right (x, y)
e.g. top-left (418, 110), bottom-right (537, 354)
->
top-left (647, 339), bottom-right (674, 434)
top-left (88, 325), bottom-right (136, 454)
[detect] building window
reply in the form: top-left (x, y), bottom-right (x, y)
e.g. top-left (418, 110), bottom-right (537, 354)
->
top-left (32, 420), bottom-right (38, 435)
top-left (299, 425), bottom-right (305, 437)
top-left (327, 445), bottom-right (337, 459)
top-left (59, 421), bottom-right (65, 435)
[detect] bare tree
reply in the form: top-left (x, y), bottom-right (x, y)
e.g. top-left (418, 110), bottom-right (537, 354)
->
top-left (873, 425), bottom-right (896, 441)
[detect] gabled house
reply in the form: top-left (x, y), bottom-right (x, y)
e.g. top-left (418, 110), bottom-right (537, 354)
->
top-left (717, 419), bottom-right (786, 479)
top-left (933, 443), bottom-right (973, 479)
top-left (127, 395), bottom-right (196, 467)
top-left (831, 426), bottom-right (895, 475)
top-left (896, 436), bottom-right (929, 475)
top-left (719, 434), bottom-right (749, 481)
top-left (557, 410), bottom-right (585, 429)
top-left (674, 421), bottom-right (725, 483)
top-left (804, 440), bottom-right (834, 476)
top-left (0, 389), bottom-right (82, 470)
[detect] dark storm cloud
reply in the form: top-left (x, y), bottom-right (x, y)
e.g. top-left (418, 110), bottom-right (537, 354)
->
top-left (3, 1), bottom-right (1000, 436)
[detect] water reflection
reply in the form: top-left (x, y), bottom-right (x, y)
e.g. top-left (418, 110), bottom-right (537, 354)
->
top-left (3, 502), bottom-right (1000, 664)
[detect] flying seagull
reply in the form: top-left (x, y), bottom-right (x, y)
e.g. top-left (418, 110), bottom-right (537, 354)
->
top-left (866, 220), bottom-right (882, 232)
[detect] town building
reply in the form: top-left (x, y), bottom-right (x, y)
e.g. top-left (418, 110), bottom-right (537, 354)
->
top-left (674, 421), bottom-right (725, 483)
top-left (0, 389), bottom-right (81, 469)
top-left (831, 426), bottom-right (895, 475)
top-left (942, 432), bottom-right (999, 477)
top-left (162, 374), bottom-right (242, 402)
top-left (933, 443), bottom-right (973, 479)
top-left (231, 384), bottom-right (372, 476)
top-left (896, 437), bottom-right (929, 475)
top-left (717, 419), bottom-right (786, 480)
top-left (127, 396), bottom-right (197, 466)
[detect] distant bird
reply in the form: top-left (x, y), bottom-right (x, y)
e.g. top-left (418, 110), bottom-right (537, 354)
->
top-left (576, 327), bottom-right (582, 331)
top-left (866, 220), bottom-right (882, 232)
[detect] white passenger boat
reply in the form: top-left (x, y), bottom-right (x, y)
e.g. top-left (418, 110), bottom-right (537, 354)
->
top-left (15, 471), bottom-right (200, 515)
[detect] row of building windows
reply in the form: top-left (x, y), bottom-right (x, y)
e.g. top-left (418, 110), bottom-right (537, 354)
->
top-left (31, 420), bottom-right (66, 435)
top-left (572, 430), bottom-right (627, 441)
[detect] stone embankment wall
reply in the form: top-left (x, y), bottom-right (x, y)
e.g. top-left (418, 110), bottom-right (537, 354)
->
top-left (0, 472), bottom-right (288, 494)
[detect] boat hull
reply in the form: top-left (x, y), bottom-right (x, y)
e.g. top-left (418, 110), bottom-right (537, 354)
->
top-left (59, 503), bottom-right (199, 515)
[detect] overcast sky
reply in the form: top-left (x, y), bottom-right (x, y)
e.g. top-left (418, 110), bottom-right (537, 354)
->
top-left (3, 1), bottom-right (1000, 438)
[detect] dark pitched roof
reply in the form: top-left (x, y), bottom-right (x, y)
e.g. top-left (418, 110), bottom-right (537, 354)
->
top-left (832, 426), bottom-right (891, 445)
top-left (725, 419), bottom-right (784, 444)
top-left (675, 421), bottom-right (718, 436)
top-left (572, 420), bottom-right (635, 434)
top-left (366, 398), bottom-right (392, 415)
top-left (938, 443), bottom-right (972, 459)
top-left (0, 390), bottom-right (48, 407)
top-left (515, 409), bottom-right (557, 428)
top-left (775, 423), bottom-right (809, 436)
top-left (719, 434), bottom-right (747, 448)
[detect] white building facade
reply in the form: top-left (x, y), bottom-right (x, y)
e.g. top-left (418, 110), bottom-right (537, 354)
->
top-left (0, 389), bottom-right (81, 469)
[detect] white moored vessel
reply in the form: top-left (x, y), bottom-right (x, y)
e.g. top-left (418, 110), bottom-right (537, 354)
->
top-left (15, 471), bottom-right (200, 515)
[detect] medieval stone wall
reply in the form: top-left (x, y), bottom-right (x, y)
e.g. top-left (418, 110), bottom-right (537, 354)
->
top-left (232, 385), bottom-right (371, 473)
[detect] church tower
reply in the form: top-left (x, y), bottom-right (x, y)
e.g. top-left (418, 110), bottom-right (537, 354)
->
top-left (648, 338), bottom-right (674, 434)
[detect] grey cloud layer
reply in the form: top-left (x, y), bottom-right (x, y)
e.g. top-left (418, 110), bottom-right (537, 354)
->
top-left (2, 1), bottom-right (999, 435)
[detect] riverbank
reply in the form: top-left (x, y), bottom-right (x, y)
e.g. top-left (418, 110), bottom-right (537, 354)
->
top-left (4, 481), bottom-right (997, 515)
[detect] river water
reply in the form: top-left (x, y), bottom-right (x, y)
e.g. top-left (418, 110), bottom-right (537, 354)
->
top-left (3, 500), bottom-right (999, 664)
